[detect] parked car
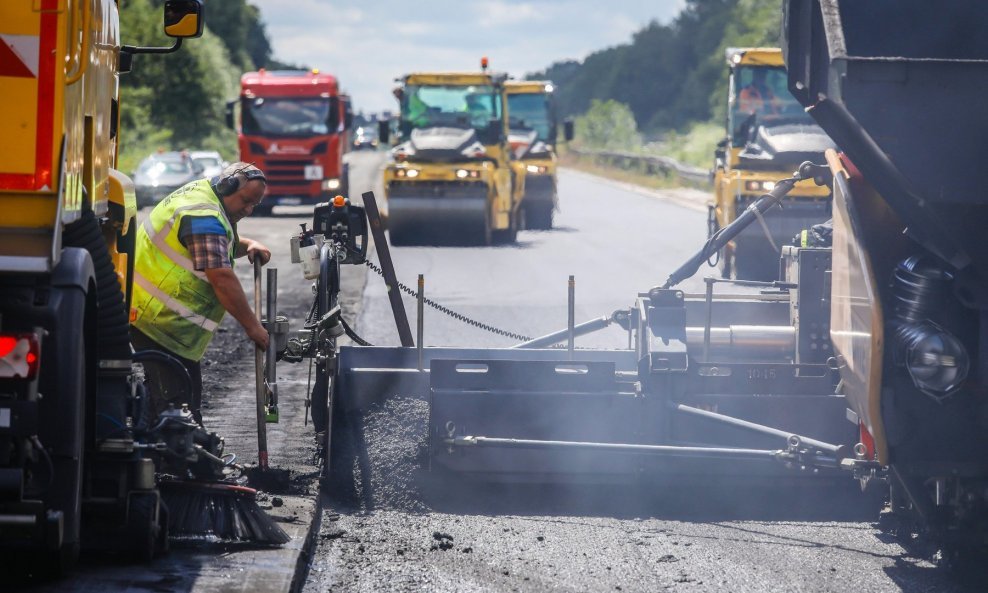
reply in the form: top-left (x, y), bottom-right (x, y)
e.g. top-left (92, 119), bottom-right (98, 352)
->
top-left (351, 126), bottom-right (378, 150)
top-left (134, 151), bottom-right (201, 208)
top-left (189, 150), bottom-right (227, 179)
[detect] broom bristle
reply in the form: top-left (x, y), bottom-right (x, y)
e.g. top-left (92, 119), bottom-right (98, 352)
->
top-left (160, 481), bottom-right (291, 545)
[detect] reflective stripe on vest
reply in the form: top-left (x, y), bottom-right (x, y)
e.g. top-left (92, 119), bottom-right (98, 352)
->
top-left (133, 271), bottom-right (220, 332)
top-left (131, 179), bottom-right (235, 360)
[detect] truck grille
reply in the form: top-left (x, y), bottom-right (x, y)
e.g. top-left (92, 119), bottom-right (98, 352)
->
top-left (263, 159), bottom-right (315, 187)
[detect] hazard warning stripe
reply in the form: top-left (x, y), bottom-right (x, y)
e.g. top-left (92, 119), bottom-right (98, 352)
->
top-left (1, 0), bottom-right (57, 192)
top-left (34, 0), bottom-right (57, 191)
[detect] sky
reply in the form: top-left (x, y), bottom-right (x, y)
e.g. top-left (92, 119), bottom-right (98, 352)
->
top-left (250, 0), bottom-right (686, 114)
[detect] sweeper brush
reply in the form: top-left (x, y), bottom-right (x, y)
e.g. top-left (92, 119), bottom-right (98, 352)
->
top-left (160, 481), bottom-right (290, 545)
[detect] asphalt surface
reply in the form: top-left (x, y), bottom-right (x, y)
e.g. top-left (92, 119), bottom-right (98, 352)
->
top-left (302, 153), bottom-right (985, 592)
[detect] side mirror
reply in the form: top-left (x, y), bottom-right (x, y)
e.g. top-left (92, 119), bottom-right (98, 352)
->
top-left (225, 100), bottom-right (236, 130)
top-left (344, 111), bottom-right (354, 131)
top-left (163, 0), bottom-right (205, 39)
top-left (378, 119), bottom-right (391, 145)
top-left (563, 118), bottom-right (574, 142)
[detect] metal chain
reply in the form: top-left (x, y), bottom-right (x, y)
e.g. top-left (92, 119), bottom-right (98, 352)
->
top-left (364, 260), bottom-right (533, 342)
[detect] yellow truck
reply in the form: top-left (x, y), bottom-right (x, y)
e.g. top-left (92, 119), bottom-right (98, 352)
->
top-left (711, 48), bottom-right (834, 279)
top-left (0, 0), bottom-right (203, 568)
top-left (505, 81), bottom-right (572, 230)
top-left (380, 65), bottom-right (524, 245)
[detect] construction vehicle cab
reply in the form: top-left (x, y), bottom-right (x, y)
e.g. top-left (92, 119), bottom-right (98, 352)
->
top-left (380, 67), bottom-right (524, 246)
top-left (229, 68), bottom-right (350, 215)
top-left (711, 48), bottom-right (834, 280)
top-left (506, 81), bottom-right (569, 230)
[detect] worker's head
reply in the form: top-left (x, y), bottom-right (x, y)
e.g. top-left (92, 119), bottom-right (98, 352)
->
top-left (214, 162), bottom-right (266, 222)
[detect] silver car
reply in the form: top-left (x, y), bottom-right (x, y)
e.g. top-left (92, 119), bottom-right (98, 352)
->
top-left (189, 150), bottom-right (227, 179)
top-left (133, 152), bottom-right (200, 208)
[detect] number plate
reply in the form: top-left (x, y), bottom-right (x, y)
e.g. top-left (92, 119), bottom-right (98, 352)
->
top-left (304, 165), bottom-right (324, 180)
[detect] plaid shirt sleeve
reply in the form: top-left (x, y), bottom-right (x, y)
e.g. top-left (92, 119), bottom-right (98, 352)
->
top-left (185, 234), bottom-right (231, 271)
top-left (178, 215), bottom-right (231, 271)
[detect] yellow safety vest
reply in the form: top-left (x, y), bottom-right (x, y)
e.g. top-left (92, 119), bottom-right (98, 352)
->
top-left (131, 179), bottom-right (236, 361)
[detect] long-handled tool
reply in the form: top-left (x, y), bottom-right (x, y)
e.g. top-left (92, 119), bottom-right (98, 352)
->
top-left (246, 258), bottom-right (292, 494)
top-left (254, 257), bottom-right (269, 470)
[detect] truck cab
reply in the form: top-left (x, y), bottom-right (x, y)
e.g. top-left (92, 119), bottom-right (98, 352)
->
top-left (712, 48), bottom-right (834, 280)
top-left (505, 81), bottom-right (564, 230)
top-left (381, 68), bottom-right (524, 245)
top-left (229, 69), bottom-right (350, 214)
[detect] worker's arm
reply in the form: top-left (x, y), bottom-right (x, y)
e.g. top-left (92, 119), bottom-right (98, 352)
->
top-left (204, 267), bottom-right (269, 351)
top-left (234, 237), bottom-right (271, 265)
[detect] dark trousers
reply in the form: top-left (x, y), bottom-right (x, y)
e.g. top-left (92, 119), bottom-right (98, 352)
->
top-left (131, 328), bottom-right (204, 424)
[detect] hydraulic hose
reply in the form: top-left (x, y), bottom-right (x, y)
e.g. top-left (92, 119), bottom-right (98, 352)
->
top-left (660, 162), bottom-right (829, 289)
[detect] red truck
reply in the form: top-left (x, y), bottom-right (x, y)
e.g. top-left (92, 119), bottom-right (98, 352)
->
top-left (227, 69), bottom-right (351, 214)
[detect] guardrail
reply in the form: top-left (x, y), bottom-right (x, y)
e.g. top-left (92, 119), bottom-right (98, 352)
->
top-left (567, 147), bottom-right (712, 186)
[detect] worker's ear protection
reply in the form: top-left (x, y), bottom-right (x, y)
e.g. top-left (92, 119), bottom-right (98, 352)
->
top-left (212, 166), bottom-right (266, 198)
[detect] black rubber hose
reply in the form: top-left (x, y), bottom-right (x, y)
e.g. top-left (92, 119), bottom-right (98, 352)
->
top-left (132, 349), bottom-right (195, 398)
top-left (62, 210), bottom-right (132, 360)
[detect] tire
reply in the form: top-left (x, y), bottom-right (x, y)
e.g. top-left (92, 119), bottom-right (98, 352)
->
top-left (478, 209), bottom-right (492, 246)
top-left (525, 203), bottom-right (553, 230)
top-left (388, 226), bottom-right (414, 247)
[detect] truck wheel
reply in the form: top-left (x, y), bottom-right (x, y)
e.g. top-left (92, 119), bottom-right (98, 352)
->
top-left (37, 284), bottom-right (89, 575)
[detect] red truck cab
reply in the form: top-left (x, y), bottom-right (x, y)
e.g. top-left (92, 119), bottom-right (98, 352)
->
top-left (228, 69), bottom-right (350, 213)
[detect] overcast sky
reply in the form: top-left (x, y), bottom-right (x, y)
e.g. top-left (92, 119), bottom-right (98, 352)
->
top-left (250, 0), bottom-right (685, 113)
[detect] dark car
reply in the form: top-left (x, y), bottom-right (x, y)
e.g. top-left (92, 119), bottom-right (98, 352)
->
top-left (351, 126), bottom-right (379, 150)
top-left (134, 152), bottom-right (202, 208)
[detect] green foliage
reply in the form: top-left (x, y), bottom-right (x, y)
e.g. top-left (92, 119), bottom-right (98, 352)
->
top-left (573, 100), bottom-right (642, 151)
top-left (118, 0), bottom-right (274, 169)
top-left (646, 121), bottom-right (723, 169)
top-left (531, 0), bottom-right (783, 138)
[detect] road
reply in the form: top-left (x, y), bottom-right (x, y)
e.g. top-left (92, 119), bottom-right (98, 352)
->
top-left (301, 154), bottom-right (982, 592)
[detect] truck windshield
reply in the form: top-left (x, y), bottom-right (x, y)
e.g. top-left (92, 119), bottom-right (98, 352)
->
top-left (732, 66), bottom-right (813, 124)
top-left (241, 97), bottom-right (338, 137)
top-left (401, 84), bottom-right (501, 135)
top-left (507, 93), bottom-right (551, 141)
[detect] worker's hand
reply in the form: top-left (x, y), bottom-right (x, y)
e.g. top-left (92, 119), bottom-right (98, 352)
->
top-left (247, 321), bottom-right (270, 351)
top-left (243, 239), bottom-right (271, 266)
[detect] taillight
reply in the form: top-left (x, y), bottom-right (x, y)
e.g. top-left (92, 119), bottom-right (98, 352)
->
top-left (0, 334), bottom-right (40, 379)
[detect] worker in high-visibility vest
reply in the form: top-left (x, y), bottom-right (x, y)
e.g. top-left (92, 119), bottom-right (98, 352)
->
top-left (130, 162), bottom-right (272, 423)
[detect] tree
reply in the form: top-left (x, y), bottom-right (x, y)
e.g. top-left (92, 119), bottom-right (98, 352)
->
top-left (527, 0), bottom-right (783, 138)
top-left (573, 100), bottom-right (642, 151)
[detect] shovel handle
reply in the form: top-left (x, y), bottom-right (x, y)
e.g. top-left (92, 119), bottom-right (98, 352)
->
top-left (253, 257), bottom-right (269, 469)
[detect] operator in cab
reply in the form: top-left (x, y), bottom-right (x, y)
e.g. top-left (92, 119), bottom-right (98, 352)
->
top-left (130, 162), bottom-right (272, 424)
top-left (738, 68), bottom-right (780, 115)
